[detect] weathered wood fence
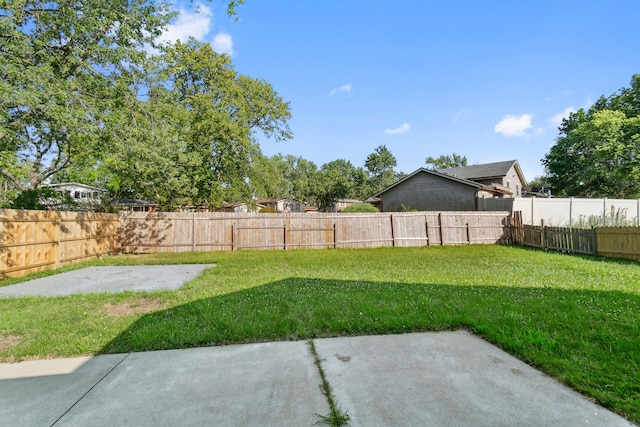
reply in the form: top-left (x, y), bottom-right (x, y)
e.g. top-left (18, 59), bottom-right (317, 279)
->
top-left (119, 211), bottom-right (511, 253)
top-left (0, 209), bottom-right (120, 278)
top-left (5, 207), bottom-right (640, 279)
top-left (511, 211), bottom-right (640, 260)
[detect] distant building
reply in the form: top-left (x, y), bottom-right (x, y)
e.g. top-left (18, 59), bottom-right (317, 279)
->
top-left (113, 199), bottom-right (158, 212)
top-left (256, 198), bottom-right (305, 213)
top-left (372, 168), bottom-right (511, 212)
top-left (41, 182), bottom-right (105, 211)
top-left (334, 199), bottom-right (362, 212)
top-left (438, 160), bottom-right (527, 198)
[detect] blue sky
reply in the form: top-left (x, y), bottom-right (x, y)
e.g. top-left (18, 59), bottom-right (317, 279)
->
top-left (163, 0), bottom-right (640, 182)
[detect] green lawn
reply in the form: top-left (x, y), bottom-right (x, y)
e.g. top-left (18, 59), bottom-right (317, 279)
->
top-left (1, 245), bottom-right (639, 422)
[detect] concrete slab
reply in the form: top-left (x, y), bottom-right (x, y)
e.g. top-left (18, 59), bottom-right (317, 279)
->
top-left (0, 264), bottom-right (212, 297)
top-left (0, 333), bottom-right (634, 426)
top-left (313, 331), bottom-right (634, 427)
top-left (54, 342), bottom-right (326, 426)
top-left (0, 354), bottom-right (127, 426)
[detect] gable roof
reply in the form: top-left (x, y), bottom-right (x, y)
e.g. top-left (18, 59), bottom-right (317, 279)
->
top-left (437, 160), bottom-right (526, 183)
top-left (372, 168), bottom-right (482, 197)
top-left (42, 182), bottom-right (106, 193)
top-left (372, 167), bottom-right (514, 199)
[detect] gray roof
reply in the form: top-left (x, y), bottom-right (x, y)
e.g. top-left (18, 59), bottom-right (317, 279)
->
top-left (438, 160), bottom-right (518, 180)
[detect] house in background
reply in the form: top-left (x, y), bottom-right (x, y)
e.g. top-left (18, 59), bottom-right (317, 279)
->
top-left (214, 202), bottom-right (266, 213)
top-left (438, 160), bottom-right (527, 197)
top-left (42, 182), bottom-right (105, 202)
top-left (334, 199), bottom-right (362, 212)
top-left (256, 198), bottom-right (305, 213)
top-left (41, 182), bottom-right (106, 210)
top-left (216, 202), bottom-right (249, 213)
top-left (372, 168), bottom-right (512, 212)
top-left (114, 199), bottom-right (158, 212)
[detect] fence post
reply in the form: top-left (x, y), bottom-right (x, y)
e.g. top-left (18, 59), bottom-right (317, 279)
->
top-left (283, 223), bottom-right (287, 250)
top-left (333, 223), bottom-right (337, 249)
top-left (390, 214), bottom-right (395, 247)
top-left (425, 215), bottom-right (430, 246)
top-left (466, 223), bottom-right (471, 244)
top-left (438, 213), bottom-right (444, 245)
top-left (569, 197), bottom-right (573, 227)
top-left (531, 197), bottom-right (535, 225)
top-left (540, 219), bottom-right (545, 249)
top-left (592, 226), bottom-right (598, 256)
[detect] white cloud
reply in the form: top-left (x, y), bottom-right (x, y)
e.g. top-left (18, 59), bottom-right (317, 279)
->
top-left (385, 123), bottom-right (411, 135)
top-left (213, 32), bottom-right (234, 55)
top-left (329, 83), bottom-right (352, 96)
top-left (159, 3), bottom-right (213, 45)
top-left (494, 114), bottom-right (534, 137)
top-left (550, 107), bottom-right (576, 127)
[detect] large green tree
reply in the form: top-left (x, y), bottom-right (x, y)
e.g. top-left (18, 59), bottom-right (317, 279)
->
top-left (315, 159), bottom-right (368, 211)
top-left (0, 0), bottom-right (171, 191)
top-left (66, 39), bottom-right (292, 210)
top-left (543, 75), bottom-right (640, 198)
top-left (250, 153), bottom-right (318, 204)
top-left (162, 39), bottom-right (292, 207)
top-left (1, 0), bottom-right (257, 209)
top-left (364, 145), bottom-right (398, 194)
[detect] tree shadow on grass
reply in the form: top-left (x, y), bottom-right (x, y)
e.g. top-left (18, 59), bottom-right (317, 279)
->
top-left (100, 277), bottom-right (640, 421)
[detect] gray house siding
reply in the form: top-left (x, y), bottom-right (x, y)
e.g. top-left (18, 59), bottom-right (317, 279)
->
top-left (380, 173), bottom-right (478, 212)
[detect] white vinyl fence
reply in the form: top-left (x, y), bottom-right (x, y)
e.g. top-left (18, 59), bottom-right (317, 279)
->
top-left (480, 197), bottom-right (640, 227)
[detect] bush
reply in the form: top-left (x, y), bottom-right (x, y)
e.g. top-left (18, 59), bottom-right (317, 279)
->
top-left (400, 204), bottom-right (418, 212)
top-left (11, 188), bottom-right (78, 211)
top-left (341, 203), bottom-right (379, 213)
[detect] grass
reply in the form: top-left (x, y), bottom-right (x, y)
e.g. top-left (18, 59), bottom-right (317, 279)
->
top-left (309, 340), bottom-right (350, 426)
top-left (0, 245), bottom-right (639, 422)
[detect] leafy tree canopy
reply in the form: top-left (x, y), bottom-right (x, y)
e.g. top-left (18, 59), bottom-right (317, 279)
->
top-left (0, 0), bottom-right (172, 191)
top-left (365, 145), bottom-right (398, 194)
top-left (425, 153), bottom-right (468, 170)
top-left (250, 153), bottom-right (318, 205)
top-left (312, 159), bottom-right (370, 211)
top-left (543, 74), bottom-right (640, 198)
top-left (1, 0), bottom-right (264, 210)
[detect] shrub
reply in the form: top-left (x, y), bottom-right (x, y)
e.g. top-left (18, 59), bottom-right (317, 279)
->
top-left (341, 203), bottom-right (379, 213)
top-left (400, 204), bottom-right (418, 212)
top-left (11, 188), bottom-right (78, 211)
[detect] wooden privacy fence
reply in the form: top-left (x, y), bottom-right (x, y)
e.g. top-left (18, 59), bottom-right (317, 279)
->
top-left (0, 209), bottom-right (120, 278)
top-left (511, 211), bottom-right (640, 260)
top-left (595, 227), bottom-right (640, 261)
top-left (119, 211), bottom-right (512, 253)
top-left (5, 207), bottom-right (640, 279)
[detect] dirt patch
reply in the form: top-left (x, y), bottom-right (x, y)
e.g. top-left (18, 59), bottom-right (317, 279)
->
top-left (335, 353), bottom-right (352, 362)
top-left (511, 368), bottom-right (524, 376)
top-left (0, 334), bottom-right (20, 352)
top-left (104, 299), bottom-right (164, 317)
